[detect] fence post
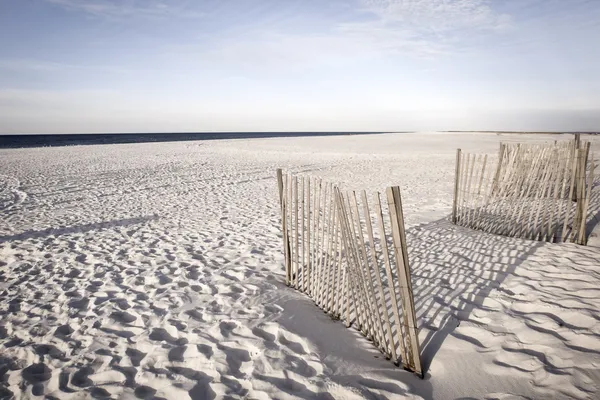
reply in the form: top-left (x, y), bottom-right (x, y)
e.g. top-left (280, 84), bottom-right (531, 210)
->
top-left (576, 142), bottom-right (591, 244)
top-left (276, 169), bottom-right (292, 284)
top-left (572, 134), bottom-right (581, 202)
top-left (452, 148), bottom-right (461, 223)
top-left (562, 148), bottom-right (580, 242)
top-left (579, 153), bottom-right (594, 245)
top-left (386, 186), bottom-right (423, 378)
top-left (374, 191), bottom-right (407, 364)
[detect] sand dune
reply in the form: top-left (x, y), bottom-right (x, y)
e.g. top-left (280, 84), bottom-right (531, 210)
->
top-left (1, 132), bottom-right (599, 399)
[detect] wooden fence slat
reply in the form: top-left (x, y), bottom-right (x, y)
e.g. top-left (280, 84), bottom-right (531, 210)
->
top-left (575, 143), bottom-right (591, 244)
top-left (333, 225), bottom-right (343, 315)
top-left (502, 146), bottom-right (529, 235)
top-left (318, 183), bottom-right (330, 304)
top-left (318, 183), bottom-right (332, 306)
top-left (320, 185), bottom-right (335, 307)
top-left (328, 206), bottom-right (340, 313)
top-left (344, 250), bottom-right (352, 327)
top-left (541, 149), bottom-right (559, 241)
top-left (314, 184), bottom-right (325, 305)
top-left (345, 192), bottom-right (375, 338)
top-left (547, 148), bottom-right (563, 241)
top-left (292, 174), bottom-right (297, 288)
top-left (322, 197), bottom-right (334, 310)
top-left (451, 136), bottom-right (596, 245)
top-left (300, 176), bottom-right (305, 291)
top-left (374, 191), bottom-right (406, 365)
top-left (465, 154), bottom-right (480, 227)
top-left (338, 189), bottom-right (367, 331)
top-left (512, 146), bottom-right (547, 238)
top-left (336, 189), bottom-right (360, 328)
top-left (505, 147), bottom-right (535, 237)
top-left (349, 192), bottom-right (380, 343)
top-left (562, 147), bottom-right (580, 241)
top-left (363, 190), bottom-right (396, 360)
top-left (554, 149), bottom-right (572, 242)
top-left (574, 148), bottom-right (586, 241)
top-left (531, 149), bottom-right (554, 240)
top-left (491, 143), bottom-right (505, 195)
top-left (470, 154), bottom-right (487, 225)
top-left (351, 191), bottom-right (387, 352)
top-left (386, 186), bottom-right (422, 377)
top-left (579, 153), bottom-right (594, 245)
top-left (305, 177), bottom-right (311, 291)
top-left (287, 173), bottom-right (293, 285)
top-left (459, 153), bottom-right (472, 224)
top-left (276, 170), bottom-right (291, 285)
top-left (277, 171), bottom-right (434, 377)
top-left (452, 148), bottom-right (461, 223)
top-left (572, 133), bottom-right (581, 201)
top-left (313, 179), bottom-right (322, 295)
top-left (327, 183), bottom-right (337, 308)
top-left (474, 154), bottom-right (497, 232)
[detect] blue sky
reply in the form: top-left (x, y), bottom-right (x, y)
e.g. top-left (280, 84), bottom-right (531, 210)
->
top-left (1, 0), bottom-right (599, 133)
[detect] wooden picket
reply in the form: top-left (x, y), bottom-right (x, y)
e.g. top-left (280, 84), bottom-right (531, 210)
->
top-left (276, 169), bottom-right (423, 377)
top-left (452, 136), bottom-right (596, 245)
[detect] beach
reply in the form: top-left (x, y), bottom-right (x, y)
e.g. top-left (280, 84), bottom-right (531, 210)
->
top-left (1, 132), bottom-right (599, 399)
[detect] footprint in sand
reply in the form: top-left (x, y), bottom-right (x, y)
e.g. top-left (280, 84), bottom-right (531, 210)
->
top-left (134, 385), bottom-right (157, 399)
top-left (71, 366), bottom-right (95, 387)
top-left (277, 331), bottom-right (309, 355)
top-left (125, 348), bottom-right (146, 367)
top-left (285, 354), bottom-right (319, 378)
top-left (252, 323), bottom-right (279, 343)
top-left (185, 309), bottom-right (208, 323)
top-left (168, 345), bottom-right (187, 362)
top-left (218, 341), bottom-right (261, 377)
top-left (110, 310), bottom-right (139, 325)
top-left (167, 318), bottom-right (188, 332)
top-left (22, 363), bottom-right (52, 385)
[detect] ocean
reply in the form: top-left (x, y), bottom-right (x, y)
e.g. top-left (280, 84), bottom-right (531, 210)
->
top-left (0, 132), bottom-right (387, 149)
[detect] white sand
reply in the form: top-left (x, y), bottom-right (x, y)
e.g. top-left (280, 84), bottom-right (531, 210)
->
top-left (1, 132), bottom-right (599, 399)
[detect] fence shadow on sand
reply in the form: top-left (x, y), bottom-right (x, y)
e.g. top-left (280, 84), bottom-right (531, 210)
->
top-left (406, 218), bottom-right (543, 372)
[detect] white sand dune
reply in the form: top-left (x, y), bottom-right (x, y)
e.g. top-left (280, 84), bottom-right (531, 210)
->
top-left (0, 132), bottom-right (599, 399)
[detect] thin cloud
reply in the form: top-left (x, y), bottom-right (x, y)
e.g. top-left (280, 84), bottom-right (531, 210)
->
top-left (362, 0), bottom-right (512, 31)
top-left (196, 30), bottom-right (442, 69)
top-left (44, 0), bottom-right (205, 19)
top-left (177, 0), bottom-right (508, 71)
top-left (0, 59), bottom-right (129, 74)
top-left (336, 22), bottom-right (450, 56)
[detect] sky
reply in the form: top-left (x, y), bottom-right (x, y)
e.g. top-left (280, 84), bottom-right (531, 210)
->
top-left (1, 0), bottom-right (599, 133)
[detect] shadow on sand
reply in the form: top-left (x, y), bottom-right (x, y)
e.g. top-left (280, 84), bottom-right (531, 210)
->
top-left (0, 215), bottom-right (158, 243)
top-left (275, 216), bottom-right (548, 399)
top-left (406, 218), bottom-right (542, 372)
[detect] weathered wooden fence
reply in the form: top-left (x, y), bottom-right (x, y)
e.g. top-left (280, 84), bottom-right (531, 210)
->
top-left (276, 169), bottom-right (422, 377)
top-left (452, 136), bottom-right (596, 244)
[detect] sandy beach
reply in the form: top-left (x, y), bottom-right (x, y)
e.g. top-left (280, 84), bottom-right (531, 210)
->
top-left (1, 132), bottom-right (599, 399)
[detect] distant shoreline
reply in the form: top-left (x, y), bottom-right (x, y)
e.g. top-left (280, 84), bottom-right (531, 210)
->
top-left (1, 131), bottom-right (597, 149)
top-left (443, 131), bottom-right (599, 134)
top-left (0, 131), bottom-right (390, 149)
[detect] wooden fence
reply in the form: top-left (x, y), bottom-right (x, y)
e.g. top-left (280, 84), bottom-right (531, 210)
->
top-left (452, 137), bottom-right (596, 244)
top-left (276, 169), bottom-right (423, 377)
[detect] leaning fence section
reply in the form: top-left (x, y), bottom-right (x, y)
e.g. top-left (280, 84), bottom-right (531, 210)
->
top-left (276, 169), bottom-right (422, 377)
top-left (452, 137), bottom-right (596, 245)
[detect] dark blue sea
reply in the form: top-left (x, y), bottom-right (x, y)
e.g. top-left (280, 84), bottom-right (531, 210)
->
top-left (0, 132), bottom-right (388, 149)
